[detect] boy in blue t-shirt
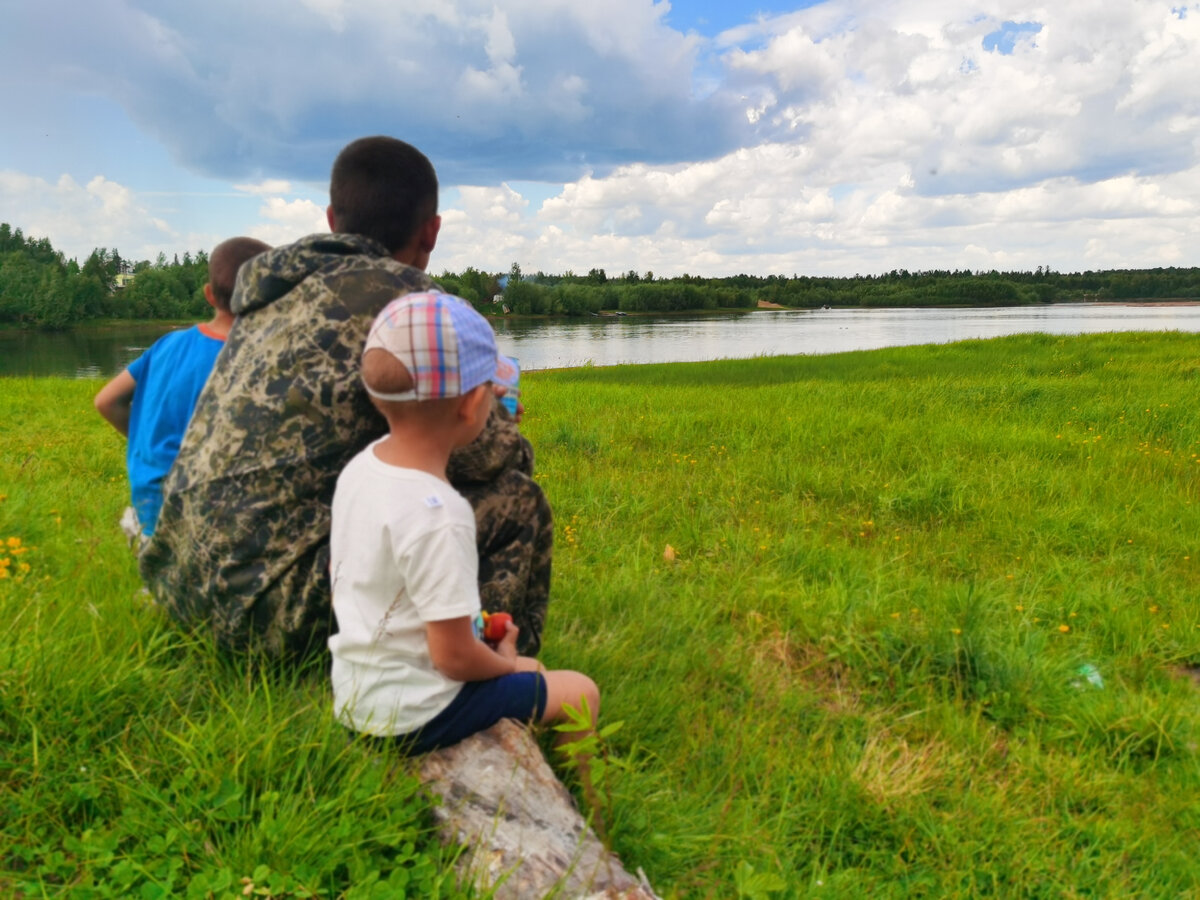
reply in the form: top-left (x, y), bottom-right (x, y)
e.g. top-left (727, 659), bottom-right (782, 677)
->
top-left (95, 237), bottom-right (269, 536)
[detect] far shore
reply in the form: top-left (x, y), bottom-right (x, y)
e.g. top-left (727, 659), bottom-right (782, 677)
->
top-left (1089, 300), bottom-right (1200, 307)
top-left (4, 298), bottom-right (1200, 333)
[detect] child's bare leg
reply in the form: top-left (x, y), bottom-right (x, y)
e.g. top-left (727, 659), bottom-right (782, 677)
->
top-left (539, 669), bottom-right (600, 744)
top-left (513, 658), bottom-right (600, 740)
top-left (513, 662), bottom-right (597, 739)
top-left (537, 669), bottom-right (601, 809)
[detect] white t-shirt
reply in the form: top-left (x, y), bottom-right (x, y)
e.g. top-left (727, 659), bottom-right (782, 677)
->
top-left (328, 441), bottom-right (480, 736)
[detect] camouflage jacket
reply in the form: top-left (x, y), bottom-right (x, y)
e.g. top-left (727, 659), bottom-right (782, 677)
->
top-left (139, 232), bottom-right (532, 656)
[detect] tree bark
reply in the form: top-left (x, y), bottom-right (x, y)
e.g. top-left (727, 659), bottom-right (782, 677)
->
top-left (418, 719), bottom-right (658, 899)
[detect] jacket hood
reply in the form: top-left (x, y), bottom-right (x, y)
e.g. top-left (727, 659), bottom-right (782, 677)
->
top-left (231, 233), bottom-right (392, 316)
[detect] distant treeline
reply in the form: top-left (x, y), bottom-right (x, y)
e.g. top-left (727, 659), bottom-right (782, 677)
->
top-left (453, 263), bottom-right (1200, 316)
top-left (3, 222), bottom-right (1199, 329)
top-left (0, 224), bottom-right (210, 328)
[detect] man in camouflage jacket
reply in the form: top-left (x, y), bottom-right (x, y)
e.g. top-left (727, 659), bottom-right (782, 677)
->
top-left (140, 138), bottom-right (552, 659)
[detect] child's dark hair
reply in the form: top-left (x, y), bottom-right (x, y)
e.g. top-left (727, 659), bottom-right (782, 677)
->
top-left (208, 237), bottom-right (270, 311)
top-left (329, 136), bottom-right (439, 253)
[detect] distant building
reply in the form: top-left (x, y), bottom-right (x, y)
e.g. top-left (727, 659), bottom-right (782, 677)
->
top-left (114, 273), bottom-right (136, 289)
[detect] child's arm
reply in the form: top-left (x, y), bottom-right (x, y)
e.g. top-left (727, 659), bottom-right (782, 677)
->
top-left (94, 370), bottom-right (137, 436)
top-left (426, 615), bottom-right (520, 682)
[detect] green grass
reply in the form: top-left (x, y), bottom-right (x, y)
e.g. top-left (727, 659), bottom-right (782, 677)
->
top-left (4, 332), bottom-right (1200, 897)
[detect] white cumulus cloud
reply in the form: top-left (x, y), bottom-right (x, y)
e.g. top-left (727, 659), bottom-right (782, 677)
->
top-left (1, 1), bottom-right (1197, 277)
top-left (247, 198), bottom-right (329, 248)
top-left (234, 180), bottom-right (294, 196)
top-left (0, 171), bottom-right (176, 261)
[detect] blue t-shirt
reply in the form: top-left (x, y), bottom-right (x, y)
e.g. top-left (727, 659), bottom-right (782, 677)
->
top-left (125, 325), bottom-right (225, 535)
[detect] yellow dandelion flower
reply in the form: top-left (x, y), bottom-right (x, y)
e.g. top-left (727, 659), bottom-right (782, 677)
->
top-left (1014, 604), bottom-right (1024, 611)
top-left (951, 628), bottom-right (962, 635)
top-left (17, 562), bottom-right (30, 574)
top-left (1058, 624), bottom-right (1070, 633)
top-left (0, 569), bottom-right (8, 580)
top-left (6, 537), bottom-right (20, 549)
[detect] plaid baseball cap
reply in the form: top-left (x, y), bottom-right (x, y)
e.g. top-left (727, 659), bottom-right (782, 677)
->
top-left (362, 291), bottom-right (518, 402)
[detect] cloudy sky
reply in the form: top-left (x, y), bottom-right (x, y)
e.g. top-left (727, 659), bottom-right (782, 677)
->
top-left (1, 0), bottom-right (1196, 277)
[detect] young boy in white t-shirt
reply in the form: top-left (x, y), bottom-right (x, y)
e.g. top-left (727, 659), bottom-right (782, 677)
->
top-left (329, 290), bottom-right (599, 753)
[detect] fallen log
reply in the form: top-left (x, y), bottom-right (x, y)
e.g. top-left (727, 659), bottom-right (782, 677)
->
top-left (418, 718), bottom-right (658, 899)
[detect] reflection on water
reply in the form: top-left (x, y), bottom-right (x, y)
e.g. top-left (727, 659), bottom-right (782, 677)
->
top-left (490, 304), bottom-right (1200, 371)
top-left (0, 324), bottom-right (183, 378)
top-left (3, 304), bottom-right (1200, 378)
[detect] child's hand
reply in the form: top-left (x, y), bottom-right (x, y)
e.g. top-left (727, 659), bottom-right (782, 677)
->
top-left (496, 621), bottom-right (519, 661)
top-left (493, 384), bottom-right (524, 423)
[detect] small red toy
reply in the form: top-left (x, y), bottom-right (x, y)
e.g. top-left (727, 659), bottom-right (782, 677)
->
top-left (481, 611), bottom-right (513, 643)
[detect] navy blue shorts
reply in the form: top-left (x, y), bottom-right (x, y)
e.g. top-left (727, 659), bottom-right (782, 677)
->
top-left (388, 672), bottom-right (548, 755)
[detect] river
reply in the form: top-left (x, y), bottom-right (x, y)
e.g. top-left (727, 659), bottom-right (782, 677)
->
top-left (2, 303), bottom-right (1199, 378)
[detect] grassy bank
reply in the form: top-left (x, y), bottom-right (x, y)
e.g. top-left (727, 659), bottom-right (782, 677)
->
top-left (3, 332), bottom-right (1200, 897)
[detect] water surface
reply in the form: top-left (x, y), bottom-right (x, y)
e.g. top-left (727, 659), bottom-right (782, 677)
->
top-left (3, 304), bottom-right (1198, 378)
top-left (491, 303), bottom-right (1200, 371)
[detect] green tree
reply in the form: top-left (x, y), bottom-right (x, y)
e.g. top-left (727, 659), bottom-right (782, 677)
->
top-left (28, 266), bottom-right (77, 329)
top-left (82, 249), bottom-right (116, 291)
top-left (121, 268), bottom-right (189, 318)
top-left (0, 252), bottom-right (37, 322)
top-left (505, 279), bottom-right (551, 315)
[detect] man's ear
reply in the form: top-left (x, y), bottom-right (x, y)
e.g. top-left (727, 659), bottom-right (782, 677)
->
top-left (326, 205), bottom-right (337, 232)
top-left (401, 214), bottom-right (442, 272)
top-left (203, 283), bottom-right (217, 310)
top-left (418, 214), bottom-right (441, 253)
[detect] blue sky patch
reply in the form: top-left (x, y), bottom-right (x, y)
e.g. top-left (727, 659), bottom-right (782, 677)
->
top-left (665, 0), bottom-right (824, 35)
top-left (982, 21), bottom-right (1042, 54)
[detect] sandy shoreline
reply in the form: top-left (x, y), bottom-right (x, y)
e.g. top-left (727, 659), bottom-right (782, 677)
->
top-left (1090, 300), bottom-right (1200, 307)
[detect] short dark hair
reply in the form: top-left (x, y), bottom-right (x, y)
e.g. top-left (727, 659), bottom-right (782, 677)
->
top-left (329, 136), bottom-right (439, 253)
top-left (208, 236), bottom-right (271, 311)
